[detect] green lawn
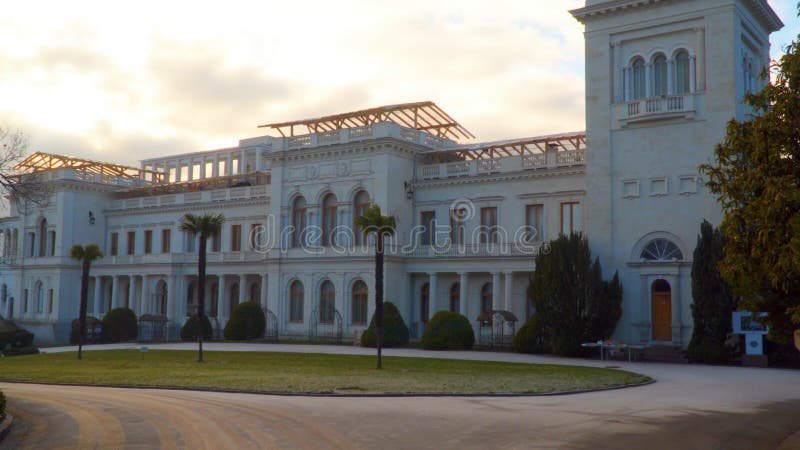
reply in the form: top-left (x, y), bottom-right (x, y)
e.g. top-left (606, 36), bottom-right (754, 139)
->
top-left (0, 350), bottom-right (650, 395)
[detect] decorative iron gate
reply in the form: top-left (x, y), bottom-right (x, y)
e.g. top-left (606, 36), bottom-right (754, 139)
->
top-left (308, 305), bottom-right (343, 343)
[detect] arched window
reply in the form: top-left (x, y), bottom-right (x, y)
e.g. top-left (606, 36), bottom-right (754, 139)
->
top-left (653, 54), bottom-right (668, 96)
top-left (420, 283), bottom-right (430, 324)
top-left (38, 218), bottom-right (47, 257)
top-left (320, 280), bottom-right (335, 324)
top-left (450, 283), bottom-right (460, 313)
top-left (12, 229), bottom-right (18, 256)
top-left (321, 193), bottom-right (338, 247)
top-left (250, 282), bottom-right (260, 303)
top-left (675, 51), bottom-right (691, 94)
top-left (353, 190), bottom-right (371, 246)
top-left (290, 280), bottom-right (304, 322)
top-left (351, 280), bottom-right (368, 325)
top-left (210, 283), bottom-right (219, 318)
top-left (481, 283), bottom-right (493, 314)
top-left (292, 196), bottom-right (307, 248)
top-left (631, 58), bottom-right (646, 100)
top-left (229, 283), bottom-right (239, 313)
top-left (35, 281), bottom-right (44, 313)
top-left (640, 238), bottom-right (684, 261)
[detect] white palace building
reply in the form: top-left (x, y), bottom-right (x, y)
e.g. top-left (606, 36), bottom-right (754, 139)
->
top-left (0, 0), bottom-right (784, 345)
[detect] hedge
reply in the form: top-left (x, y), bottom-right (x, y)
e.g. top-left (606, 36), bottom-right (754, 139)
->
top-left (180, 315), bottom-right (213, 341)
top-left (0, 390), bottom-right (5, 419)
top-left (3, 346), bottom-right (39, 357)
top-left (0, 328), bottom-right (34, 349)
top-left (69, 317), bottom-right (102, 345)
top-left (361, 302), bottom-right (410, 348)
top-left (513, 315), bottom-right (548, 354)
top-left (421, 311), bottom-right (475, 350)
top-left (223, 301), bottom-right (266, 340)
top-left (101, 308), bottom-right (138, 343)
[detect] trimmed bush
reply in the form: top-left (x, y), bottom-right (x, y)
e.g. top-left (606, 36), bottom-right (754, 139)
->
top-left (180, 315), bottom-right (213, 341)
top-left (69, 317), bottom-right (102, 345)
top-left (101, 308), bottom-right (138, 343)
top-left (0, 329), bottom-right (34, 349)
top-left (223, 301), bottom-right (266, 340)
top-left (3, 346), bottom-right (39, 357)
top-left (421, 311), bottom-right (475, 350)
top-left (0, 390), bottom-right (5, 418)
top-left (361, 302), bottom-right (410, 348)
top-left (514, 315), bottom-right (548, 354)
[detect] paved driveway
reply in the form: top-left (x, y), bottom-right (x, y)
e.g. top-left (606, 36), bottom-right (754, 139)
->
top-left (2, 344), bottom-right (799, 449)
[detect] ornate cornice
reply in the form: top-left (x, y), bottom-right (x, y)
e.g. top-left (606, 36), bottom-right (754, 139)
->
top-left (412, 166), bottom-right (585, 188)
top-left (105, 197), bottom-right (269, 217)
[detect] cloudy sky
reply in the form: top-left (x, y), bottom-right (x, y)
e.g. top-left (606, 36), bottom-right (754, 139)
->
top-left (1, 1), bottom-right (797, 166)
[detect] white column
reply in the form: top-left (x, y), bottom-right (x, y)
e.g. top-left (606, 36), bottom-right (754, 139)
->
top-left (128, 276), bottom-right (136, 310)
top-left (623, 66), bottom-right (631, 102)
top-left (218, 275), bottom-right (227, 321)
top-left (255, 150), bottom-right (262, 172)
top-left (213, 155), bottom-right (220, 177)
top-left (645, 63), bottom-right (652, 98)
top-left (260, 274), bottom-right (268, 307)
top-left (428, 272), bottom-right (438, 320)
top-left (491, 272), bottom-right (501, 310)
top-left (239, 275), bottom-right (247, 303)
top-left (225, 154), bottom-right (232, 176)
top-left (140, 276), bottom-right (149, 315)
top-left (458, 272), bottom-right (468, 317)
top-left (167, 276), bottom-right (176, 320)
top-left (689, 55), bottom-right (697, 93)
top-left (667, 60), bottom-right (674, 95)
top-left (200, 158), bottom-right (206, 179)
top-left (695, 27), bottom-right (706, 91)
top-left (110, 275), bottom-right (119, 309)
top-left (503, 271), bottom-right (513, 312)
top-left (93, 276), bottom-right (102, 315)
top-left (241, 149), bottom-right (247, 173)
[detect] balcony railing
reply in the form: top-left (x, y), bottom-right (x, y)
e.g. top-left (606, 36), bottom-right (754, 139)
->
top-left (620, 93), bottom-right (696, 123)
top-left (274, 122), bottom-right (456, 151)
top-left (109, 184), bottom-right (269, 210)
top-left (416, 150), bottom-right (585, 181)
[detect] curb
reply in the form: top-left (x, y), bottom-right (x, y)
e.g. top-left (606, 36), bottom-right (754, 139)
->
top-left (0, 378), bottom-right (655, 398)
top-left (0, 413), bottom-right (13, 444)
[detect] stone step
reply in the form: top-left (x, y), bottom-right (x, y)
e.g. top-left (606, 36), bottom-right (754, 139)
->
top-left (643, 345), bottom-right (688, 363)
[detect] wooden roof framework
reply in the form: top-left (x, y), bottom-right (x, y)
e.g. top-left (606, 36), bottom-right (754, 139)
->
top-left (428, 132), bottom-right (586, 161)
top-left (15, 152), bottom-right (164, 182)
top-left (259, 101), bottom-right (475, 141)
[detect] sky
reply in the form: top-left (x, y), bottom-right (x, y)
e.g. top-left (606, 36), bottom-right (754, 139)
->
top-left (0, 1), bottom-right (797, 167)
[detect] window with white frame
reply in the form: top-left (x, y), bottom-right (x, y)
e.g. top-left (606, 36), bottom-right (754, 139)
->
top-left (675, 51), bottom-right (691, 94)
top-left (653, 54), bottom-right (668, 96)
top-left (560, 202), bottom-right (581, 235)
top-left (631, 58), bottom-right (646, 100)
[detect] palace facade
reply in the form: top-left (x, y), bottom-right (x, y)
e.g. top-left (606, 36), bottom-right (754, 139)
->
top-left (0, 0), bottom-right (784, 345)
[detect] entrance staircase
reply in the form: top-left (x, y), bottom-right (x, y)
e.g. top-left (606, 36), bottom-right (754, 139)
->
top-left (643, 344), bottom-right (688, 363)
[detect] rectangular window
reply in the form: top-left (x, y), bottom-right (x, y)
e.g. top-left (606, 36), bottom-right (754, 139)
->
top-left (249, 223), bottom-right (261, 251)
top-left (186, 231), bottom-right (196, 253)
top-left (27, 232), bottom-right (35, 257)
top-left (47, 289), bottom-right (53, 314)
top-left (450, 209), bottom-right (465, 245)
top-left (144, 230), bottom-right (153, 254)
top-left (525, 204), bottom-right (544, 241)
top-left (23, 289), bottom-right (28, 313)
top-left (110, 232), bottom-right (119, 256)
top-left (560, 202), bottom-right (582, 235)
top-left (231, 224), bottom-right (242, 252)
top-left (161, 229), bottom-right (171, 253)
top-left (127, 231), bottom-right (136, 255)
top-left (421, 211), bottom-right (435, 246)
top-left (212, 231), bottom-right (221, 252)
top-left (480, 207), bottom-right (498, 243)
top-left (48, 231), bottom-right (56, 256)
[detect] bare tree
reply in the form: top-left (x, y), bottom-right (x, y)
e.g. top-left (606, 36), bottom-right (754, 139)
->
top-left (0, 127), bottom-right (49, 208)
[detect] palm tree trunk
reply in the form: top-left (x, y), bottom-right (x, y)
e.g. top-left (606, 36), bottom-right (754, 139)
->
top-left (375, 237), bottom-right (384, 369)
top-left (197, 235), bottom-right (207, 363)
top-left (78, 259), bottom-right (90, 360)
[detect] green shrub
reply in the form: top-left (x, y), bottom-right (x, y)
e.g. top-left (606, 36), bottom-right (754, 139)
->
top-left (223, 301), bottom-right (266, 340)
top-left (0, 390), bottom-right (5, 418)
top-left (514, 315), bottom-right (548, 354)
top-left (69, 317), bottom-right (102, 345)
top-left (361, 302), bottom-right (410, 348)
top-left (180, 315), bottom-right (213, 341)
top-left (687, 336), bottom-right (730, 364)
top-left (3, 346), bottom-right (39, 357)
top-left (421, 311), bottom-right (475, 350)
top-left (0, 329), bottom-right (34, 349)
top-left (101, 308), bottom-right (138, 343)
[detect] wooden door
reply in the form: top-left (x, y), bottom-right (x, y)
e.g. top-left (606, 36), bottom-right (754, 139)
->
top-left (651, 281), bottom-right (672, 341)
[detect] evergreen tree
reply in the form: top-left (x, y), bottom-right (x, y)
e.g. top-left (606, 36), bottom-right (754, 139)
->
top-left (687, 220), bottom-right (736, 363)
top-left (700, 18), bottom-right (800, 344)
top-left (526, 233), bottom-right (622, 356)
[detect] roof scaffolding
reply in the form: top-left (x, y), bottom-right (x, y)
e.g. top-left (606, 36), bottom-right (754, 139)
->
top-left (427, 132), bottom-right (586, 161)
top-left (258, 101), bottom-right (475, 141)
top-left (15, 152), bottom-right (164, 182)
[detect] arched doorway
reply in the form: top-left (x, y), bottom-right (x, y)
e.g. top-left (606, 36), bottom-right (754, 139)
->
top-left (154, 280), bottom-right (168, 315)
top-left (651, 279), bottom-right (672, 341)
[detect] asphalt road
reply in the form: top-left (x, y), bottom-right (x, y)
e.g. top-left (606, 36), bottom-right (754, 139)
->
top-left (1, 345), bottom-right (799, 449)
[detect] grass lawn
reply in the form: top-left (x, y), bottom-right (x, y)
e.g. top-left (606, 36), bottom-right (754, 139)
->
top-left (0, 350), bottom-right (650, 395)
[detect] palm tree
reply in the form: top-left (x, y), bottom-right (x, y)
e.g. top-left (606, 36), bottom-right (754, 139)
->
top-left (180, 213), bottom-right (225, 363)
top-left (70, 244), bottom-right (103, 360)
top-left (354, 204), bottom-right (397, 369)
